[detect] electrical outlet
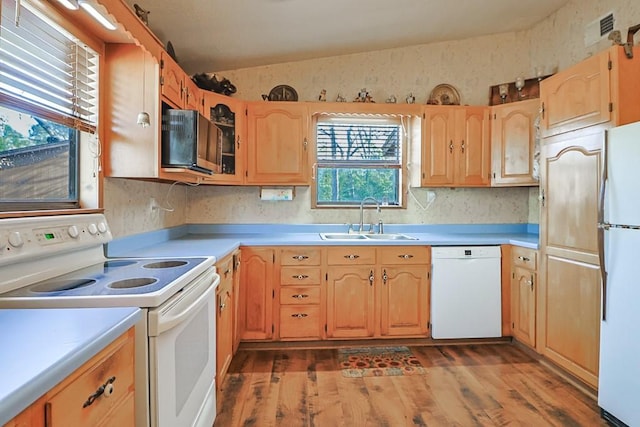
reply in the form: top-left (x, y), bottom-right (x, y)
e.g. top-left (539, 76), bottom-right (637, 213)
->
top-left (149, 197), bottom-right (159, 212)
top-left (426, 191), bottom-right (436, 203)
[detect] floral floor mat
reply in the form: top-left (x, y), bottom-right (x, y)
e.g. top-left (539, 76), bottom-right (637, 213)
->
top-left (337, 346), bottom-right (427, 378)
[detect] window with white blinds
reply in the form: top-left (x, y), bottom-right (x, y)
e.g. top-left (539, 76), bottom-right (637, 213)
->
top-left (315, 116), bottom-right (404, 207)
top-left (0, 0), bottom-right (98, 132)
top-left (0, 0), bottom-right (99, 211)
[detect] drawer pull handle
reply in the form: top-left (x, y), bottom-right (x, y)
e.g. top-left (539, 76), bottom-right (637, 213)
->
top-left (518, 256), bottom-right (531, 262)
top-left (292, 294), bottom-right (309, 299)
top-left (293, 274), bottom-right (309, 280)
top-left (344, 254), bottom-right (360, 260)
top-left (398, 254), bottom-right (414, 259)
top-left (224, 268), bottom-right (231, 277)
top-left (291, 313), bottom-right (308, 318)
top-left (83, 376), bottom-right (116, 408)
top-left (293, 255), bottom-right (309, 261)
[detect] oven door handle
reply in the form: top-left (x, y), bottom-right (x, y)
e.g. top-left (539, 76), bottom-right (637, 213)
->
top-left (149, 269), bottom-right (219, 336)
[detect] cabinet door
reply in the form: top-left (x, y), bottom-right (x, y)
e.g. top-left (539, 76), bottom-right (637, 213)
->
top-left (160, 51), bottom-right (184, 107)
top-left (202, 93), bottom-right (246, 184)
top-left (326, 266), bottom-right (375, 338)
top-left (539, 130), bottom-right (602, 388)
top-left (380, 266), bottom-right (429, 336)
top-left (216, 255), bottom-right (234, 389)
top-left (540, 49), bottom-right (611, 137)
top-left (422, 107), bottom-right (455, 186)
top-left (491, 99), bottom-right (540, 186)
top-left (246, 102), bottom-right (309, 185)
top-left (240, 247), bottom-right (274, 340)
top-left (232, 250), bottom-right (242, 353)
top-left (511, 266), bottom-right (536, 347)
top-left (183, 77), bottom-right (202, 112)
top-left (456, 107), bottom-right (490, 186)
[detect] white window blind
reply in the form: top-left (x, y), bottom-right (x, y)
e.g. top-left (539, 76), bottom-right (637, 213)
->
top-left (0, 0), bottom-right (98, 132)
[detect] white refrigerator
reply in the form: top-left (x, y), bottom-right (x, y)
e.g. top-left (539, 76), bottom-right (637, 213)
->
top-left (598, 121), bottom-right (640, 427)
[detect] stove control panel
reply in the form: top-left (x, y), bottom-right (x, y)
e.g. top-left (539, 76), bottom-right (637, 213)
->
top-left (0, 214), bottom-right (112, 267)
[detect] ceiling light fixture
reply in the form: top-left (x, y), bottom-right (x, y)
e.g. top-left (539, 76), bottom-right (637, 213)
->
top-left (55, 0), bottom-right (80, 10)
top-left (78, 0), bottom-right (117, 30)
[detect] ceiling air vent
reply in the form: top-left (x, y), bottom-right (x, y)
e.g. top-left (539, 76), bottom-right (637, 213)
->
top-left (584, 12), bottom-right (615, 47)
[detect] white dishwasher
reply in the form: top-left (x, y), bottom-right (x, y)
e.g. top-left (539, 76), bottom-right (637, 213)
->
top-left (431, 246), bottom-right (502, 339)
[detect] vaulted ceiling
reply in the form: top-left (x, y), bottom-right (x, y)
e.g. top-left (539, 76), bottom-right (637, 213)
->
top-left (125, 0), bottom-right (570, 74)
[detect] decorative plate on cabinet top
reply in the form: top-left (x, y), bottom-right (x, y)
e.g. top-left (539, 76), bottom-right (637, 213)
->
top-left (427, 84), bottom-right (460, 105)
top-left (266, 85), bottom-right (298, 101)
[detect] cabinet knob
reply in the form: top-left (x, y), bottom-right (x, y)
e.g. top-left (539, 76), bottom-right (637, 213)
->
top-left (293, 274), bottom-right (309, 280)
top-left (293, 255), bottom-right (309, 261)
top-left (83, 376), bottom-right (116, 408)
top-left (344, 254), bottom-right (360, 260)
top-left (449, 140), bottom-right (454, 153)
top-left (398, 254), bottom-right (414, 260)
top-left (292, 294), bottom-right (309, 299)
top-left (518, 256), bottom-right (530, 262)
top-left (291, 313), bottom-right (308, 318)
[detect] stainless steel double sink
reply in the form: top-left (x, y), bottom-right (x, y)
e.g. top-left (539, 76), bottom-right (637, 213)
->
top-left (319, 232), bottom-right (418, 241)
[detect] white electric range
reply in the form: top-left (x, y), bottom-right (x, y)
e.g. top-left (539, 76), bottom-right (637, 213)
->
top-left (0, 214), bottom-right (219, 427)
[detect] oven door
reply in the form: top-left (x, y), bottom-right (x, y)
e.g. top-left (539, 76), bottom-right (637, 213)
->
top-left (148, 267), bottom-right (219, 427)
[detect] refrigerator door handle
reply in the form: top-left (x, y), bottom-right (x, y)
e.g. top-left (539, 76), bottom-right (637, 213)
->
top-left (598, 130), bottom-right (609, 321)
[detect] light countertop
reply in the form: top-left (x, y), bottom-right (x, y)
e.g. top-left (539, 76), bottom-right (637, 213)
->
top-left (0, 307), bottom-right (141, 425)
top-left (107, 223), bottom-right (539, 261)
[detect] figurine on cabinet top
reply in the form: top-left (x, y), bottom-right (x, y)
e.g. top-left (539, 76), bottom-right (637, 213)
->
top-left (318, 89), bottom-right (327, 102)
top-left (406, 93), bottom-right (415, 104)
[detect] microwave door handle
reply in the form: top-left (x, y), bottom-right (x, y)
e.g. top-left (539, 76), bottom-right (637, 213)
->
top-left (598, 130), bottom-right (609, 321)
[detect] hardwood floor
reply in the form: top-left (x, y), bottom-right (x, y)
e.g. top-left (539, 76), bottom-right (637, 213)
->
top-left (214, 343), bottom-right (607, 427)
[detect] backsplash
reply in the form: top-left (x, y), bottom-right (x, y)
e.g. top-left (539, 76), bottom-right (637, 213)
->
top-left (103, 178), bottom-right (188, 238)
top-left (186, 186), bottom-right (530, 225)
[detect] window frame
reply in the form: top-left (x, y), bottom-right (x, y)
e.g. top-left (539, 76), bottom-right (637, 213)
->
top-left (311, 113), bottom-right (409, 209)
top-left (0, 0), bottom-right (105, 215)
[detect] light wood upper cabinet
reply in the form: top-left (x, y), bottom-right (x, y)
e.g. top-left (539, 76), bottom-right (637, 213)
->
top-left (103, 44), bottom-right (202, 182)
top-left (491, 99), bottom-right (540, 186)
top-left (201, 92), bottom-right (246, 184)
top-left (246, 102), bottom-right (310, 185)
top-left (540, 45), bottom-right (640, 137)
top-left (184, 77), bottom-right (202, 113)
top-left (421, 106), bottom-right (490, 187)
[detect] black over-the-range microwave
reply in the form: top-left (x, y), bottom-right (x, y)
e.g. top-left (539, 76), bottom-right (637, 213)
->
top-left (161, 109), bottom-right (222, 175)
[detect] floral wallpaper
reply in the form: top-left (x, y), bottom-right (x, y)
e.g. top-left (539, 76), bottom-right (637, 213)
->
top-left (104, 0), bottom-right (640, 236)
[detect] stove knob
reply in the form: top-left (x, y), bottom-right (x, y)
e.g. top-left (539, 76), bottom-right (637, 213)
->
top-left (68, 225), bottom-right (80, 239)
top-left (97, 222), bottom-right (108, 234)
top-left (8, 231), bottom-right (24, 248)
top-left (88, 223), bottom-right (98, 235)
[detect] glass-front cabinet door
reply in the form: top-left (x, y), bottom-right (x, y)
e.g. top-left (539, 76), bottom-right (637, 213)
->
top-left (202, 92), bottom-right (245, 184)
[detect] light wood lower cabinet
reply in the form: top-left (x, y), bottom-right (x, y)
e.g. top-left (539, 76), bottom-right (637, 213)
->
top-left (216, 254), bottom-right (234, 393)
top-left (277, 247), bottom-right (323, 340)
top-left (239, 247), bottom-right (274, 340)
top-left (510, 246), bottom-right (537, 348)
top-left (6, 328), bottom-right (135, 427)
top-left (539, 128), bottom-right (602, 388)
top-left (326, 246), bottom-right (430, 339)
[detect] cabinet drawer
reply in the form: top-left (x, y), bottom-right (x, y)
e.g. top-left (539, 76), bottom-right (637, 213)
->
top-left (45, 330), bottom-right (135, 427)
top-left (378, 246), bottom-right (430, 265)
top-left (327, 247), bottom-right (376, 265)
top-left (512, 246), bottom-right (537, 270)
top-left (280, 286), bottom-right (320, 305)
top-left (280, 248), bottom-right (321, 266)
top-left (280, 267), bottom-right (321, 285)
top-left (279, 305), bottom-right (321, 339)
